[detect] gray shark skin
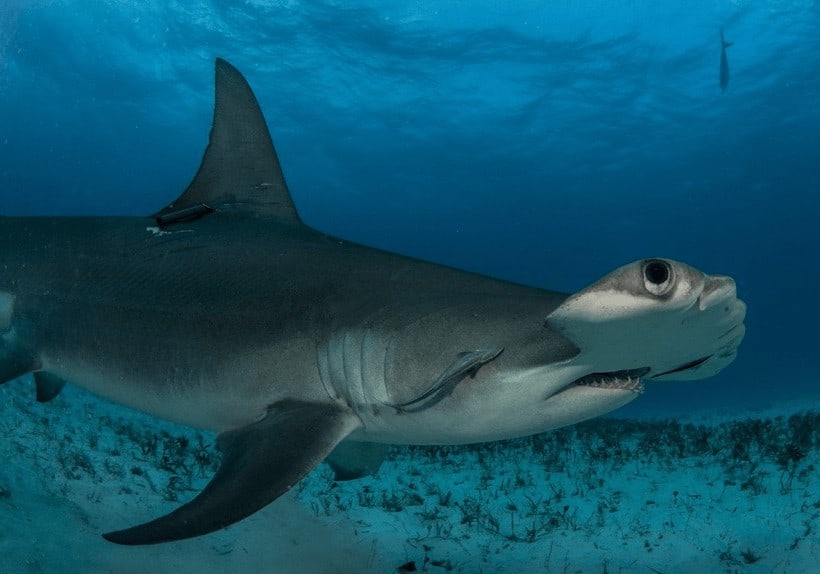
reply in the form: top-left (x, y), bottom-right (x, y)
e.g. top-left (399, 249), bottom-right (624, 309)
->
top-left (0, 59), bottom-right (747, 545)
top-left (720, 29), bottom-right (733, 91)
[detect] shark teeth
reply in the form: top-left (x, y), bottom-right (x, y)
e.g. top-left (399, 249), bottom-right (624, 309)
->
top-left (579, 376), bottom-right (645, 394)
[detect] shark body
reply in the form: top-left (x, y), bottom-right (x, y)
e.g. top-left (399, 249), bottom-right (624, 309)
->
top-left (0, 59), bottom-right (746, 545)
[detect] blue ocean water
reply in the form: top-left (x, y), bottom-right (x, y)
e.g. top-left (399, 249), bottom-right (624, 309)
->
top-left (1, 3), bottom-right (820, 572)
top-left (0, 3), bottom-right (817, 412)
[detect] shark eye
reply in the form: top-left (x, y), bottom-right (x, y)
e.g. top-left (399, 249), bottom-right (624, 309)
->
top-left (643, 259), bottom-right (674, 296)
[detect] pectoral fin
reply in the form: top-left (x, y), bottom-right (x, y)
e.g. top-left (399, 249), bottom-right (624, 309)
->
top-left (326, 441), bottom-right (390, 481)
top-left (33, 372), bottom-right (68, 403)
top-left (103, 399), bottom-right (361, 545)
top-left (386, 346), bottom-right (504, 412)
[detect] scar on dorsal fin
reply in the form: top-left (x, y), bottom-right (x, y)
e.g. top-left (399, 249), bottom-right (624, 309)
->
top-left (154, 58), bottom-right (301, 226)
top-left (103, 400), bottom-right (360, 545)
top-left (385, 347), bottom-right (504, 413)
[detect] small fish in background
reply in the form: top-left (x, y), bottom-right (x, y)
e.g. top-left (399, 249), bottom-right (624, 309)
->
top-left (720, 28), bottom-right (733, 91)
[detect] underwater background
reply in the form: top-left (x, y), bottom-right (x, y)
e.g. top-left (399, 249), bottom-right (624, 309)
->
top-left (2, 0), bottom-right (820, 412)
top-left (0, 1), bottom-right (818, 573)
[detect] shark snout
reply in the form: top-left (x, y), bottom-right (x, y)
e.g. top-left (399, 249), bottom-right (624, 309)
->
top-left (698, 275), bottom-right (737, 309)
top-left (648, 273), bottom-right (746, 382)
top-left (699, 274), bottom-right (746, 345)
top-left (699, 274), bottom-right (744, 321)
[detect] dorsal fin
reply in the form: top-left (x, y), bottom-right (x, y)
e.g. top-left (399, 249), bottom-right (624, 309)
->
top-left (154, 58), bottom-right (301, 223)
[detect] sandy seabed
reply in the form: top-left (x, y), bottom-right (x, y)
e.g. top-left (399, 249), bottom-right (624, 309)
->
top-left (1, 380), bottom-right (817, 574)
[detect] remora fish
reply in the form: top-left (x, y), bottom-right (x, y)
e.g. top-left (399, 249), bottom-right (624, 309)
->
top-left (720, 29), bottom-right (733, 91)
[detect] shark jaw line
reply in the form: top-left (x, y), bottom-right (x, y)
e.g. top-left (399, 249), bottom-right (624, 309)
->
top-left (561, 353), bottom-right (715, 398)
top-left (567, 367), bottom-right (650, 396)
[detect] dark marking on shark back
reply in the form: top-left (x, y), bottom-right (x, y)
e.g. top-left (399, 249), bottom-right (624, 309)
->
top-left (155, 203), bottom-right (214, 227)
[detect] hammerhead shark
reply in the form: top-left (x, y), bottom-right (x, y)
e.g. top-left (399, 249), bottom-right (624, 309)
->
top-left (0, 59), bottom-right (746, 545)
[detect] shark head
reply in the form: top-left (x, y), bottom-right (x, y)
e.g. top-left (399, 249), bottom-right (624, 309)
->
top-left (546, 258), bottom-right (746, 386)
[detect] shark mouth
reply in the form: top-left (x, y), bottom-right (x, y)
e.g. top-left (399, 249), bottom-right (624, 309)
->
top-left (570, 355), bottom-right (714, 394)
top-left (572, 368), bottom-right (650, 394)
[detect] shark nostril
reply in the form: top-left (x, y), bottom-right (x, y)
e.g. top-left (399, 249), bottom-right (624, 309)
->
top-left (699, 276), bottom-right (739, 311)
